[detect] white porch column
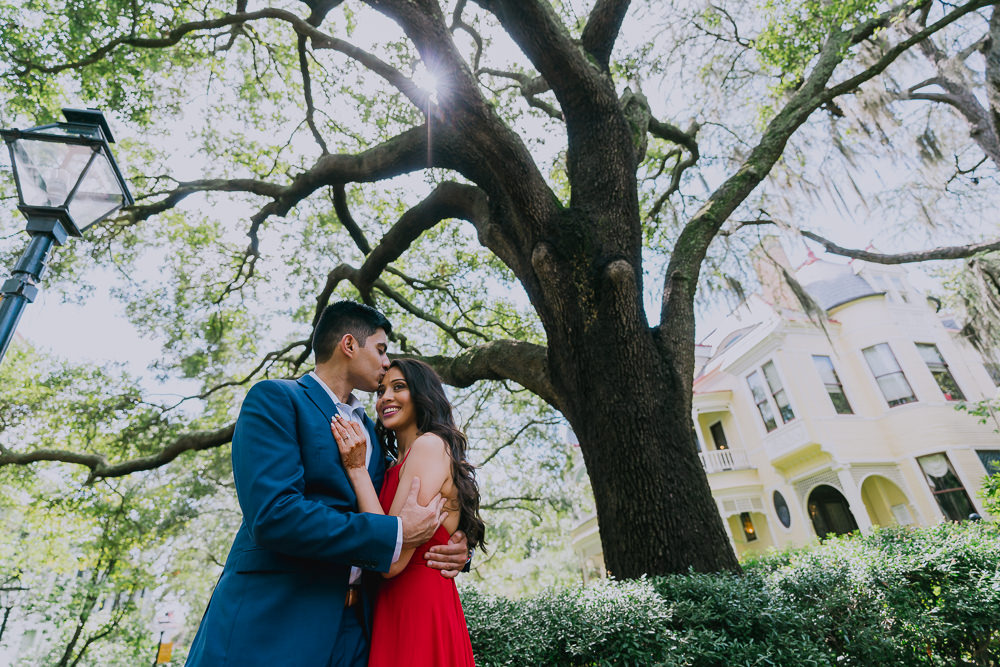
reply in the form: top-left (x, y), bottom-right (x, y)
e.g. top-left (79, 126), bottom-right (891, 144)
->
top-left (716, 500), bottom-right (738, 552)
top-left (835, 466), bottom-right (874, 533)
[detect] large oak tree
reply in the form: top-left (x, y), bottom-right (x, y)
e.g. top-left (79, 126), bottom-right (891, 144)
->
top-left (3, 0), bottom-right (1000, 578)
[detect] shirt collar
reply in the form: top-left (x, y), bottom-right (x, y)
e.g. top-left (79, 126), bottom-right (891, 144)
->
top-left (308, 370), bottom-right (365, 414)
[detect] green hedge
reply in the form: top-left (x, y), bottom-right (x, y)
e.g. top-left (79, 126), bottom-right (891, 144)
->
top-left (462, 522), bottom-right (1000, 666)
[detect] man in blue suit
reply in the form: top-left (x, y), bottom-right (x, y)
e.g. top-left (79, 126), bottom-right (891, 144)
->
top-left (186, 301), bottom-right (470, 666)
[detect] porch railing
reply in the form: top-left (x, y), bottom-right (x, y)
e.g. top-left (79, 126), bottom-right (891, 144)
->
top-left (699, 448), bottom-right (752, 473)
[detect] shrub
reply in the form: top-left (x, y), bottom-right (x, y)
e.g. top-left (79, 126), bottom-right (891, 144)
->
top-left (462, 522), bottom-right (1000, 666)
top-left (980, 472), bottom-right (1000, 517)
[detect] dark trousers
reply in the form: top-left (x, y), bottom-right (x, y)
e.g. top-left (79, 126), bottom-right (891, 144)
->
top-left (328, 605), bottom-right (369, 667)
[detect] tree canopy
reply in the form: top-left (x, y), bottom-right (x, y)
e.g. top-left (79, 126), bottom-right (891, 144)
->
top-left (3, 0), bottom-right (1000, 586)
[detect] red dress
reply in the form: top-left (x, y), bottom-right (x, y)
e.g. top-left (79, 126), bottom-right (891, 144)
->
top-left (367, 452), bottom-right (476, 667)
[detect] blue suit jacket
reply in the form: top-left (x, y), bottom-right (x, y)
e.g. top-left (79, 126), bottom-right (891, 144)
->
top-left (185, 374), bottom-right (398, 666)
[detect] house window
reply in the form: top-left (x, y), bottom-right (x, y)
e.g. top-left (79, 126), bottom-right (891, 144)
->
top-left (747, 371), bottom-right (778, 432)
top-left (812, 355), bottom-right (853, 414)
top-left (740, 512), bottom-right (758, 542)
top-left (984, 362), bottom-right (1000, 387)
top-left (762, 361), bottom-right (795, 423)
top-left (916, 453), bottom-right (977, 521)
top-left (747, 361), bottom-right (795, 431)
top-left (773, 490), bottom-right (792, 528)
top-left (916, 343), bottom-right (965, 401)
top-left (977, 449), bottom-right (1000, 475)
top-left (868, 273), bottom-right (893, 301)
top-left (862, 343), bottom-right (917, 407)
top-left (709, 422), bottom-right (729, 450)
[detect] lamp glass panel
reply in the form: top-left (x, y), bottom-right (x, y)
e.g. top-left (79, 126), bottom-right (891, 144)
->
top-left (36, 124), bottom-right (103, 140)
top-left (10, 138), bottom-right (96, 208)
top-left (67, 148), bottom-right (125, 228)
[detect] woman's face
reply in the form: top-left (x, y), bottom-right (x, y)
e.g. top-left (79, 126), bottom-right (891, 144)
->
top-left (376, 366), bottom-right (416, 432)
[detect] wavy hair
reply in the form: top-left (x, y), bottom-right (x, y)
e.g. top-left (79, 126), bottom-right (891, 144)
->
top-left (375, 359), bottom-right (486, 551)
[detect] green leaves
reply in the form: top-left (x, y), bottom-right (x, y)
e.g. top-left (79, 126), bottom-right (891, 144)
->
top-left (753, 0), bottom-right (885, 90)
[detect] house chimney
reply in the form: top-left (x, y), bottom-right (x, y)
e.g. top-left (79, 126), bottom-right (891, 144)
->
top-left (750, 236), bottom-right (800, 312)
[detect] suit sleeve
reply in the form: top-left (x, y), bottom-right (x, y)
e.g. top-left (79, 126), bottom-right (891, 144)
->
top-left (232, 380), bottom-right (397, 572)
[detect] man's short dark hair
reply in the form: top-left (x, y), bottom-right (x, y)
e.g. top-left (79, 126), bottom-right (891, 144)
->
top-left (313, 301), bottom-right (392, 363)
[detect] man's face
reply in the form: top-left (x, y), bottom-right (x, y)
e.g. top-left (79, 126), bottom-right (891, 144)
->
top-left (348, 328), bottom-right (390, 393)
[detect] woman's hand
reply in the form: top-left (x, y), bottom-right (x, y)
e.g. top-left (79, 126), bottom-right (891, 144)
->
top-left (331, 415), bottom-right (367, 470)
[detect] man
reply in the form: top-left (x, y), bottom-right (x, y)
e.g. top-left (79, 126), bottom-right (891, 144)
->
top-left (186, 301), bottom-right (470, 666)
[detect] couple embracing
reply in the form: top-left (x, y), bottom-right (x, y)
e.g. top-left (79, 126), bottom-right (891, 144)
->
top-left (186, 301), bottom-right (484, 666)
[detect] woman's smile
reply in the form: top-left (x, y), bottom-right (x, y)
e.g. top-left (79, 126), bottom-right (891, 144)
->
top-left (376, 367), bottom-right (415, 431)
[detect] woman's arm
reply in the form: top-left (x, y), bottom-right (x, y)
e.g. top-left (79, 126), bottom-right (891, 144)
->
top-left (331, 418), bottom-right (450, 574)
top-left (384, 434), bottom-right (452, 577)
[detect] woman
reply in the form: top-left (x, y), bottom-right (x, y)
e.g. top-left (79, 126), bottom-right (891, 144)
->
top-left (331, 358), bottom-right (484, 667)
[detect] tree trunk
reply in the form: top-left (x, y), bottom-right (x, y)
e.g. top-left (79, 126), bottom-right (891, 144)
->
top-left (526, 194), bottom-right (739, 576)
top-left (550, 309), bottom-right (739, 577)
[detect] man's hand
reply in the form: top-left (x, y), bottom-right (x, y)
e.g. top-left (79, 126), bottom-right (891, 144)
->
top-left (425, 530), bottom-right (470, 579)
top-left (399, 477), bottom-right (446, 548)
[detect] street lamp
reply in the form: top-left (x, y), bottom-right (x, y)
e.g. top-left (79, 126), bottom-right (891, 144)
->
top-left (0, 108), bottom-right (133, 364)
top-left (0, 578), bottom-right (28, 644)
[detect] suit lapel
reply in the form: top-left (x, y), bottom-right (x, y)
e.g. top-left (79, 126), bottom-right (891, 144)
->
top-left (299, 374), bottom-right (384, 485)
top-left (297, 374), bottom-right (338, 422)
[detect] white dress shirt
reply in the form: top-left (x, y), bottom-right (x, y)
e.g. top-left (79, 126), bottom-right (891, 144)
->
top-left (308, 371), bottom-right (403, 583)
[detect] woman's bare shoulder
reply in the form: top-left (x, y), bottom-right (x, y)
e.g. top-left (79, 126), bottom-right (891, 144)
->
top-left (410, 432), bottom-right (449, 458)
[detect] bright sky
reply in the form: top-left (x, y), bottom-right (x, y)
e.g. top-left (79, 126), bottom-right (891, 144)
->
top-left (0, 1), bottom-right (975, 390)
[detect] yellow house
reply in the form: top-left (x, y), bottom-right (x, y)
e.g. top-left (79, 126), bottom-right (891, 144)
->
top-left (572, 240), bottom-right (1000, 576)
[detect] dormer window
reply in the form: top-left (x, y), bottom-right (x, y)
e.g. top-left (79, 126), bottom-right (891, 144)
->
top-left (867, 273), bottom-right (912, 304)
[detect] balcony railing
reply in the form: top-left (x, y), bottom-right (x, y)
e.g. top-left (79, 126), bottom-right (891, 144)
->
top-left (699, 448), bottom-right (751, 473)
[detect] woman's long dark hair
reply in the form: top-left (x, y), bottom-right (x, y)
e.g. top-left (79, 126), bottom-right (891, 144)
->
top-left (375, 359), bottom-right (486, 551)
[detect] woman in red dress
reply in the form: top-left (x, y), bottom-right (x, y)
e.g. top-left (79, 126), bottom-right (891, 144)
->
top-left (331, 358), bottom-right (484, 667)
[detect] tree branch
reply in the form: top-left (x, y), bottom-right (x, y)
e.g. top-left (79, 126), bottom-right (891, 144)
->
top-left (800, 230), bottom-right (1000, 264)
top-left (375, 279), bottom-right (490, 348)
top-left (125, 178), bottom-right (285, 224)
top-left (331, 184), bottom-right (371, 253)
top-left (472, 0), bottom-right (615, 117)
top-left (821, 0), bottom-right (995, 103)
top-left (648, 116), bottom-right (700, 156)
top-left (0, 424), bottom-right (235, 482)
top-left (987, 6), bottom-right (1000, 136)
top-left (359, 181), bottom-right (489, 285)
top-left (647, 117), bottom-right (700, 215)
top-left (893, 10), bottom-right (1000, 167)
top-left (410, 340), bottom-right (559, 410)
top-left (297, 35), bottom-right (329, 154)
top-left (245, 125), bottom-right (430, 254)
top-left (14, 8), bottom-right (434, 110)
top-left (476, 417), bottom-right (560, 467)
top-left (581, 0), bottom-right (632, 71)
top-left (450, 0), bottom-right (484, 72)
top-left (657, 0), bottom-right (952, 379)
top-left (478, 67), bottom-right (561, 119)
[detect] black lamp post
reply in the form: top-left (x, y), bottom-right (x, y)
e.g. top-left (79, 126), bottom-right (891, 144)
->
top-left (0, 108), bottom-right (133, 364)
top-left (0, 578), bottom-right (28, 644)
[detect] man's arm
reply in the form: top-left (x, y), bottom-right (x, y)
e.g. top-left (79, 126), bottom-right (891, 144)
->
top-left (425, 531), bottom-right (471, 579)
top-left (232, 381), bottom-right (398, 572)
